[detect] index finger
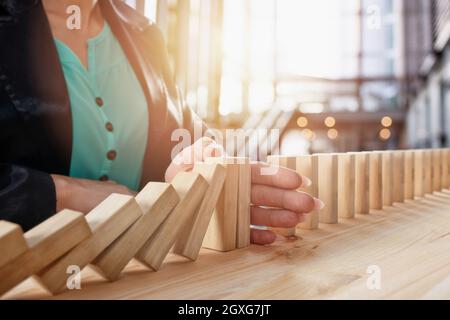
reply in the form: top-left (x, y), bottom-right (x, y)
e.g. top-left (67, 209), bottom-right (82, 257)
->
top-left (251, 162), bottom-right (311, 190)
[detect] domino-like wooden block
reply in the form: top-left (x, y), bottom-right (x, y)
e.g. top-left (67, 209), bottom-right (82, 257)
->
top-left (413, 149), bottom-right (424, 198)
top-left (317, 154), bottom-right (338, 224)
top-left (202, 158), bottom-right (239, 251)
top-left (423, 150), bottom-right (433, 194)
top-left (0, 221), bottom-right (27, 269)
top-left (92, 183), bottom-right (179, 281)
top-left (266, 156), bottom-right (297, 236)
top-left (432, 149), bottom-right (442, 192)
top-left (297, 155), bottom-right (319, 230)
top-left (337, 153), bottom-right (355, 219)
top-left (0, 210), bottom-right (91, 295)
top-left (236, 158), bottom-right (251, 248)
top-left (173, 163), bottom-right (226, 259)
top-left (137, 172), bottom-right (208, 269)
top-left (37, 195), bottom-right (142, 294)
top-left (368, 152), bottom-right (382, 210)
top-left (442, 149), bottom-right (450, 189)
top-left (392, 151), bottom-right (405, 203)
top-left (381, 151), bottom-right (393, 206)
top-left (404, 150), bottom-right (414, 200)
top-left (351, 152), bottom-right (370, 215)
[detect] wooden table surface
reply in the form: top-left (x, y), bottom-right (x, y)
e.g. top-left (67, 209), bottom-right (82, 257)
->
top-left (4, 190), bottom-right (450, 300)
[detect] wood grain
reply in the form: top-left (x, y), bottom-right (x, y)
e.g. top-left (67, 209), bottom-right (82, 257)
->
top-left (392, 151), bottom-right (405, 203)
top-left (297, 155), bottom-right (319, 230)
top-left (381, 151), bottom-right (393, 206)
top-left (404, 150), bottom-right (414, 200)
top-left (317, 154), bottom-right (338, 224)
top-left (351, 152), bottom-right (369, 214)
top-left (236, 158), bottom-right (251, 248)
top-left (368, 152), bottom-right (382, 210)
top-left (0, 221), bottom-right (27, 269)
top-left (414, 150), bottom-right (424, 198)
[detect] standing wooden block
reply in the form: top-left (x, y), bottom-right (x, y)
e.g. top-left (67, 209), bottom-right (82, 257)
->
top-left (316, 154), bottom-right (338, 224)
top-left (423, 150), bottom-right (433, 194)
top-left (381, 151), bottom-right (393, 206)
top-left (392, 151), bottom-right (405, 203)
top-left (92, 183), bottom-right (179, 281)
top-left (337, 153), bottom-right (355, 219)
top-left (0, 210), bottom-right (91, 295)
top-left (413, 150), bottom-right (425, 198)
top-left (403, 150), bottom-right (414, 200)
top-left (37, 195), bottom-right (142, 294)
top-left (351, 152), bottom-right (370, 215)
top-left (0, 221), bottom-right (27, 269)
top-left (236, 158), bottom-right (251, 248)
top-left (202, 158), bottom-right (239, 251)
top-left (137, 172), bottom-right (208, 270)
top-left (432, 149), bottom-right (442, 192)
top-left (173, 163), bottom-right (226, 259)
top-left (442, 149), bottom-right (450, 189)
top-left (297, 155), bottom-right (319, 230)
top-left (266, 156), bottom-right (297, 236)
top-left (368, 152), bottom-right (382, 210)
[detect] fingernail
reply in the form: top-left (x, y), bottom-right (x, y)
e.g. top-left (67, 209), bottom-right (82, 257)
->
top-left (301, 176), bottom-right (312, 188)
top-left (314, 198), bottom-right (325, 210)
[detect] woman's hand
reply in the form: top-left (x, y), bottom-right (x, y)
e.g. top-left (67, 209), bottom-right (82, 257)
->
top-left (51, 174), bottom-right (136, 214)
top-left (165, 137), bottom-right (324, 246)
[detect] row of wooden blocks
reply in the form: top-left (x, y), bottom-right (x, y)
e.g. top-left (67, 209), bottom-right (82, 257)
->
top-left (267, 148), bottom-right (450, 235)
top-left (0, 158), bottom-right (251, 296)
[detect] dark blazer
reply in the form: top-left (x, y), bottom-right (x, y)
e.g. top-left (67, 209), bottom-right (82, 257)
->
top-left (0, 0), bottom-right (203, 230)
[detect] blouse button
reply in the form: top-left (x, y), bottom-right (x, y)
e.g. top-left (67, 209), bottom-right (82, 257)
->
top-left (95, 97), bottom-right (104, 107)
top-left (107, 150), bottom-right (117, 161)
top-left (99, 175), bottom-right (109, 181)
top-left (105, 122), bottom-right (114, 132)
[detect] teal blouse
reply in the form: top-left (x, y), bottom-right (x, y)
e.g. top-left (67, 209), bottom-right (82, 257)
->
top-left (54, 22), bottom-right (149, 191)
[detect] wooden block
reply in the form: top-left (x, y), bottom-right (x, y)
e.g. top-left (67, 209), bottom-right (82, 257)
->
top-left (404, 150), bottom-right (414, 200)
top-left (236, 158), bottom-right (251, 248)
top-left (351, 152), bottom-right (370, 215)
top-left (266, 156), bottom-right (297, 236)
top-left (432, 149), bottom-right (442, 192)
top-left (297, 155), bottom-right (319, 230)
top-left (423, 150), bottom-right (433, 194)
top-left (0, 210), bottom-right (91, 295)
top-left (172, 163), bottom-right (226, 259)
top-left (317, 154), bottom-right (338, 224)
top-left (392, 150), bottom-right (405, 203)
top-left (368, 152), bottom-right (382, 210)
top-left (92, 183), bottom-right (179, 281)
top-left (37, 195), bottom-right (142, 294)
top-left (137, 172), bottom-right (208, 269)
top-left (0, 221), bottom-right (27, 269)
top-left (413, 149), bottom-right (424, 198)
top-left (202, 158), bottom-right (239, 251)
top-left (381, 151), bottom-right (393, 206)
top-left (442, 149), bottom-right (450, 189)
top-left (337, 153), bottom-right (355, 219)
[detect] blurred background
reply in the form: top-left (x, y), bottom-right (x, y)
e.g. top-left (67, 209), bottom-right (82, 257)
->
top-left (125, 0), bottom-right (450, 158)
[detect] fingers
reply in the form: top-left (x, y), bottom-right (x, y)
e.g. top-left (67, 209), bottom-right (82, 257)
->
top-left (250, 229), bottom-right (277, 245)
top-left (251, 185), bottom-right (323, 213)
top-left (251, 162), bottom-right (311, 190)
top-left (251, 206), bottom-right (305, 228)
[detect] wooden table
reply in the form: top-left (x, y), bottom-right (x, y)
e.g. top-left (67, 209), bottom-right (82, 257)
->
top-left (4, 190), bottom-right (450, 300)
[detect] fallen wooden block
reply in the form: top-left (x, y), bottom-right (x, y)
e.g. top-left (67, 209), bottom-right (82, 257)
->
top-left (423, 150), bottom-right (433, 194)
top-left (37, 195), bottom-right (142, 294)
top-left (392, 150), bottom-right (405, 203)
top-left (381, 151), bottom-right (393, 206)
top-left (173, 163), bottom-right (226, 259)
top-left (413, 149), bottom-right (424, 198)
top-left (404, 150), bottom-right (414, 200)
top-left (0, 210), bottom-right (91, 296)
top-left (317, 153), bottom-right (338, 224)
top-left (351, 152), bottom-right (370, 215)
top-left (92, 183), bottom-right (179, 281)
top-left (337, 153), bottom-right (355, 219)
top-left (432, 149), bottom-right (442, 192)
top-left (0, 221), bottom-right (27, 269)
top-left (136, 172), bottom-right (208, 269)
top-left (368, 152), bottom-right (382, 210)
top-left (297, 155), bottom-right (319, 230)
top-left (202, 157), bottom-right (239, 251)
